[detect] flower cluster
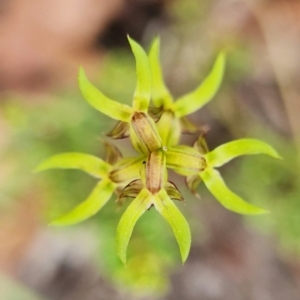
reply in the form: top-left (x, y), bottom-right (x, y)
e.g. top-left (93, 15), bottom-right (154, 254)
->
top-left (36, 37), bottom-right (280, 264)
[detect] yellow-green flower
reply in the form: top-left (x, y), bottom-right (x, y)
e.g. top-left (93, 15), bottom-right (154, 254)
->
top-left (166, 138), bottom-right (281, 214)
top-left (78, 36), bottom-right (163, 155)
top-left (35, 142), bottom-right (144, 226)
top-left (149, 37), bottom-right (225, 146)
top-left (116, 150), bottom-right (190, 264)
top-left (36, 36), bottom-right (281, 265)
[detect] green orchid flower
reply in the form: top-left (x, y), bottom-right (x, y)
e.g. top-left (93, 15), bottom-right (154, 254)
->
top-left (79, 36), bottom-right (163, 155)
top-left (35, 142), bottom-right (144, 226)
top-left (148, 37), bottom-right (225, 146)
top-left (36, 36), bottom-right (281, 265)
top-left (166, 138), bottom-right (281, 214)
top-left (116, 150), bottom-right (191, 264)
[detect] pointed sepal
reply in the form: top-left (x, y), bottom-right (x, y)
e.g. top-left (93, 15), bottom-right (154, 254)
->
top-left (155, 189), bottom-right (191, 263)
top-left (205, 138), bottom-right (282, 168)
top-left (148, 37), bottom-right (173, 108)
top-left (116, 188), bottom-right (152, 264)
top-left (50, 179), bottom-right (115, 226)
top-left (78, 67), bottom-right (133, 121)
top-left (174, 52), bottom-right (226, 117)
top-left (200, 168), bottom-right (268, 215)
top-left (128, 36), bottom-right (151, 112)
top-left (35, 152), bottom-right (111, 178)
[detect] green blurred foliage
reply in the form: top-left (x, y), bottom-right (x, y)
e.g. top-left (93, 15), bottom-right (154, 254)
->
top-left (0, 273), bottom-right (45, 300)
top-left (229, 131), bottom-right (300, 255)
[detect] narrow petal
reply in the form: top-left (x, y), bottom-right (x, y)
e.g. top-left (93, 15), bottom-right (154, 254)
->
top-left (200, 168), bottom-right (268, 214)
top-left (128, 36), bottom-right (151, 112)
top-left (205, 138), bottom-right (282, 168)
top-left (116, 188), bottom-right (152, 264)
top-left (50, 179), bottom-right (115, 226)
top-left (155, 190), bottom-right (191, 263)
top-left (174, 52), bottom-right (226, 117)
top-left (78, 67), bottom-right (133, 121)
top-left (35, 152), bottom-right (111, 178)
top-left (148, 37), bottom-right (173, 108)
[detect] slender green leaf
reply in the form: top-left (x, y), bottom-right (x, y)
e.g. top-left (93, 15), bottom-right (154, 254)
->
top-left (78, 67), bottom-right (133, 121)
top-left (116, 188), bottom-right (152, 264)
top-left (205, 138), bottom-right (281, 168)
top-left (155, 190), bottom-right (191, 263)
top-left (200, 168), bottom-right (268, 214)
top-left (128, 36), bottom-right (151, 112)
top-left (148, 37), bottom-right (173, 108)
top-left (50, 179), bottom-right (115, 226)
top-left (174, 52), bottom-right (226, 117)
top-left (35, 152), bottom-right (111, 178)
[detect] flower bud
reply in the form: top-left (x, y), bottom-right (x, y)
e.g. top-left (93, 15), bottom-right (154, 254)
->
top-left (166, 146), bottom-right (206, 176)
top-left (146, 150), bottom-right (165, 194)
top-left (131, 112), bottom-right (162, 153)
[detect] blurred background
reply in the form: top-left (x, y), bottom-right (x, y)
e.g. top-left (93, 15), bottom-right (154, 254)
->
top-left (0, 0), bottom-right (300, 299)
